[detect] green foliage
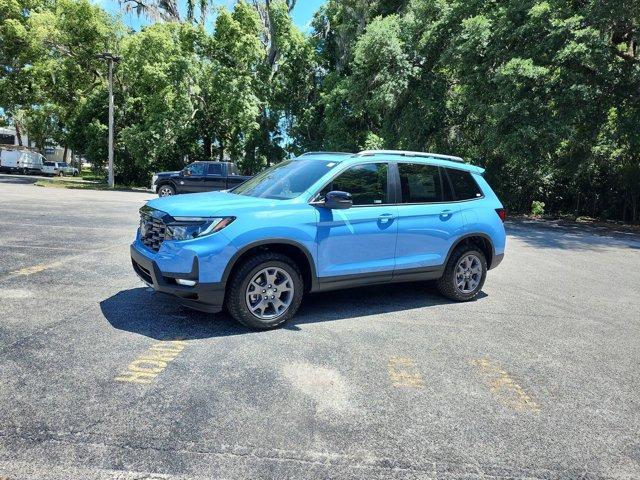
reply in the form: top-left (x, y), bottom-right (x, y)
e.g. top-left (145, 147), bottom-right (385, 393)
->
top-left (531, 201), bottom-right (545, 216)
top-left (302, 0), bottom-right (640, 223)
top-left (2, 0), bottom-right (639, 223)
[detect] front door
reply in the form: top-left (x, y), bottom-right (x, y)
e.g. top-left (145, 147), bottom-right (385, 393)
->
top-left (180, 162), bottom-right (207, 193)
top-left (315, 162), bottom-right (398, 280)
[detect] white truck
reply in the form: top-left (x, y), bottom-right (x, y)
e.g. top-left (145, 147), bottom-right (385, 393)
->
top-left (0, 149), bottom-right (45, 174)
top-left (42, 161), bottom-right (79, 176)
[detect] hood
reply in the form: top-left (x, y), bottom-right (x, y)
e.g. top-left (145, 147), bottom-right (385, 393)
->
top-left (155, 171), bottom-right (180, 178)
top-left (146, 191), bottom-right (277, 217)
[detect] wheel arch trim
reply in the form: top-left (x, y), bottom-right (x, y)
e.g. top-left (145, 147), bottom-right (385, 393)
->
top-left (221, 238), bottom-right (319, 291)
top-left (444, 233), bottom-right (497, 269)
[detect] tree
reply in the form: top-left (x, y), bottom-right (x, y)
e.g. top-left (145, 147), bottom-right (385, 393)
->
top-left (118, 22), bottom-right (201, 182)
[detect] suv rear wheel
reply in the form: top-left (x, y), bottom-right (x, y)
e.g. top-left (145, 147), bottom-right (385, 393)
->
top-left (226, 252), bottom-right (303, 329)
top-left (437, 245), bottom-right (487, 301)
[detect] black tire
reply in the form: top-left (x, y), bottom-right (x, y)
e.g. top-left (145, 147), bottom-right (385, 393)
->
top-left (437, 245), bottom-right (487, 301)
top-left (225, 252), bottom-right (304, 329)
top-left (157, 184), bottom-right (175, 196)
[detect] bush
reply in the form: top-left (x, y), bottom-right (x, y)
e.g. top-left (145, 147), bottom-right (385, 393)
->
top-left (531, 200), bottom-right (545, 216)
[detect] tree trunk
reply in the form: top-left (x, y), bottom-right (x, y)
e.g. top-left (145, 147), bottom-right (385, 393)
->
top-left (63, 145), bottom-right (68, 163)
top-left (219, 140), bottom-right (224, 161)
top-left (14, 121), bottom-right (23, 146)
top-left (203, 136), bottom-right (212, 159)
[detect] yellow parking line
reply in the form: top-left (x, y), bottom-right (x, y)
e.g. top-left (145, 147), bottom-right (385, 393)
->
top-left (115, 339), bottom-right (188, 385)
top-left (472, 357), bottom-right (540, 413)
top-left (10, 261), bottom-right (63, 277)
top-left (2, 243), bottom-right (124, 279)
top-left (387, 356), bottom-right (424, 389)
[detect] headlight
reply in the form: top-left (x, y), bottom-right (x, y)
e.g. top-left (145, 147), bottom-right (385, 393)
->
top-left (166, 217), bottom-right (235, 241)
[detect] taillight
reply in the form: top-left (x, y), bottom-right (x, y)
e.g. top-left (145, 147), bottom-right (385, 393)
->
top-left (495, 208), bottom-right (506, 222)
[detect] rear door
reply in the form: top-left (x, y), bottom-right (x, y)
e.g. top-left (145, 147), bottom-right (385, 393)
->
top-left (202, 162), bottom-right (226, 191)
top-left (315, 162), bottom-right (398, 281)
top-left (393, 162), bottom-right (463, 273)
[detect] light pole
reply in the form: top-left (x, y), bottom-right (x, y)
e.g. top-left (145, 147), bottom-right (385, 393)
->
top-left (98, 52), bottom-right (120, 188)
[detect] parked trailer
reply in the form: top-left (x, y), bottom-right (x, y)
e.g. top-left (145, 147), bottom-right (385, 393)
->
top-left (0, 149), bottom-right (45, 174)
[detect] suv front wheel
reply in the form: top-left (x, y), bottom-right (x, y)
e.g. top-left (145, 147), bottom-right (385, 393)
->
top-left (437, 245), bottom-right (487, 301)
top-left (226, 252), bottom-right (304, 329)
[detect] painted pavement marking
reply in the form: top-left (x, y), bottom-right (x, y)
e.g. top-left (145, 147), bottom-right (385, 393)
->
top-left (387, 356), bottom-right (425, 389)
top-left (472, 357), bottom-right (540, 412)
top-left (115, 339), bottom-right (188, 385)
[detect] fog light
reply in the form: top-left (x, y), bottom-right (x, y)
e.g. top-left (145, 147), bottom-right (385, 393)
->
top-left (176, 278), bottom-right (196, 287)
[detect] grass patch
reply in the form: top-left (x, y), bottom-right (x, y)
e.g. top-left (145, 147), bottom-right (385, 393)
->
top-left (35, 179), bottom-right (148, 192)
top-left (81, 169), bottom-right (106, 182)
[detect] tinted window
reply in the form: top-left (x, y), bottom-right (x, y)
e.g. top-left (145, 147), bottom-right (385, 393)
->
top-left (233, 160), bottom-right (337, 200)
top-left (446, 168), bottom-right (482, 200)
top-left (59, 162), bottom-right (67, 167)
top-left (187, 163), bottom-right (206, 176)
top-left (44, 162), bottom-right (55, 167)
top-left (320, 163), bottom-right (388, 205)
top-left (207, 163), bottom-right (223, 175)
top-left (398, 163), bottom-right (443, 203)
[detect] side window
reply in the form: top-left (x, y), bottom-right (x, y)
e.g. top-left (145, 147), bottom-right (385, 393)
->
top-left (398, 163), bottom-right (443, 203)
top-left (445, 168), bottom-right (482, 200)
top-left (188, 163), bottom-right (206, 176)
top-left (207, 163), bottom-right (223, 176)
top-left (320, 163), bottom-right (388, 205)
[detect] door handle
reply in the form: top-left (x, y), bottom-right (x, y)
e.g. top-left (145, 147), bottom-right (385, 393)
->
top-left (378, 213), bottom-right (395, 224)
top-left (440, 209), bottom-right (453, 219)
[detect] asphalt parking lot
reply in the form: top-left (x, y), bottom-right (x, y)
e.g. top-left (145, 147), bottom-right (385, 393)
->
top-left (0, 173), bottom-right (639, 480)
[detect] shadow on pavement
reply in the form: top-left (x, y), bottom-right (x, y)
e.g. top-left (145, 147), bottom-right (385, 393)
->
top-left (0, 174), bottom-right (41, 185)
top-left (101, 282), bottom-right (480, 339)
top-left (506, 219), bottom-right (640, 251)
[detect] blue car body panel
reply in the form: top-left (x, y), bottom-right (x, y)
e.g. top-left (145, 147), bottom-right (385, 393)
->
top-left (131, 153), bottom-right (506, 312)
top-left (316, 205), bottom-right (399, 278)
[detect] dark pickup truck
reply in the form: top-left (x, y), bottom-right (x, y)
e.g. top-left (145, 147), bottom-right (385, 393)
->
top-left (151, 161), bottom-right (251, 196)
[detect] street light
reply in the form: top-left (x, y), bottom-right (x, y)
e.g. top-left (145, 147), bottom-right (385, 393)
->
top-left (97, 52), bottom-right (120, 188)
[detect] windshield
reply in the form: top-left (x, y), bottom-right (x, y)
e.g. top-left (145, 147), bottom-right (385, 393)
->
top-left (233, 160), bottom-right (338, 199)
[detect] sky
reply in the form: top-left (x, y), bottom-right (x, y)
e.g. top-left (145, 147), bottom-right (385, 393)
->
top-left (98, 0), bottom-right (326, 32)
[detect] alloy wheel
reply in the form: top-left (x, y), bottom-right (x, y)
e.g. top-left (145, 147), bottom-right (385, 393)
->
top-left (245, 267), bottom-right (294, 320)
top-left (455, 254), bottom-right (482, 294)
top-left (158, 186), bottom-right (174, 196)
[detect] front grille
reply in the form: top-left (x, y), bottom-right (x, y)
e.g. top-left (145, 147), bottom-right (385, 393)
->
top-left (140, 210), bottom-right (167, 252)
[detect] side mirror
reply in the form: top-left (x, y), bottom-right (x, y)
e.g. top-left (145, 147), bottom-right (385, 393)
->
top-left (183, 168), bottom-right (192, 177)
top-left (322, 190), bottom-right (352, 209)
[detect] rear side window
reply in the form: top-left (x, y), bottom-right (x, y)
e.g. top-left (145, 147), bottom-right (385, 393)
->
top-left (321, 163), bottom-right (388, 205)
top-left (207, 163), bottom-right (223, 175)
top-left (398, 163), bottom-right (443, 203)
top-left (445, 168), bottom-right (482, 200)
top-left (44, 162), bottom-right (55, 166)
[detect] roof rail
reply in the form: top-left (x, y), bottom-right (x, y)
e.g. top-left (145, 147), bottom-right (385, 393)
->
top-left (299, 151), bottom-right (353, 157)
top-left (355, 149), bottom-right (465, 163)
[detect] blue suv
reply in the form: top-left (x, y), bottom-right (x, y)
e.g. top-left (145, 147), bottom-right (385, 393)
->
top-left (131, 150), bottom-right (506, 329)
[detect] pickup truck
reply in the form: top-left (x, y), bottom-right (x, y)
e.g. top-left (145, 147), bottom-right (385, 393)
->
top-left (42, 161), bottom-right (79, 176)
top-left (151, 161), bottom-right (251, 196)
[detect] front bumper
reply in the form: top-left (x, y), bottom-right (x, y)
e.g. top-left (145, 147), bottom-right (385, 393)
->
top-left (130, 244), bottom-right (224, 313)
